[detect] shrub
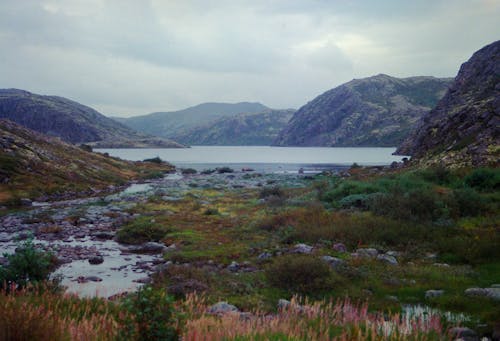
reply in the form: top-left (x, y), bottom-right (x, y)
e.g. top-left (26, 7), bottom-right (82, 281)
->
top-left (449, 188), bottom-right (486, 217)
top-left (0, 237), bottom-right (56, 288)
top-left (116, 216), bottom-right (169, 244)
top-left (265, 255), bottom-right (335, 295)
top-left (259, 186), bottom-right (285, 199)
top-left (464, 168), bottom-right (500, 192)
top-left (119, 286), bottom-right (184, 340)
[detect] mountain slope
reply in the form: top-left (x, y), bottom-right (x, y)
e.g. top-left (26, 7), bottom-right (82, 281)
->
top-left (0, 119), bottom-right (174, 205)
top-left (117, 102), bottom-right (269, 139)
top-left (396, 40), bottom-right (500, 167)
top-left (0, 89), bottom-right (184, 148)
top-left (173, 109), bottom-right (294, 145)
top-left (274, 75), bottom-right (451, 147)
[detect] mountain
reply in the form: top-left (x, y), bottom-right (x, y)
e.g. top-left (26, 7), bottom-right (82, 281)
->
top-left (396, 41), bottom-right (499, 167)
top-left (117, 102), bottom-right (270, 139)
top-left (172, 109), bottom-right (294, 145)
top-left (274, 75), bottom-right (452, 147)
top-left (0, 119), bottom-right (174, 205)
top-left (0, 89), bottom-right (184, 148)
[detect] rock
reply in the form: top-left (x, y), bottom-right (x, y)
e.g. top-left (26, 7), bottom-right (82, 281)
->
top-left (449, 327), bottom-right (479, 341)
top-left (257, 252), bottom-right (272, 260)
top-left (227, 261), bottom-right (239, 272)
top-left (163, 244), bottom-right (177, 253)
top-left (291, 243), bottom-right (313, 254)
top-left (321, 255), bottom-right (345, 269)
top-left (20, 198), bottom-right (32, 206)
top-left (168, 279), bottom-right (208, 296)
top-left (133, 277), bottom-right (151, 284)
top-left (355, 248), bottom-right (378, 258)
top-left (425, 289), bottom-right (445, 299)
top-left (386, 295), bottom-right (399, 302)
top-left (491, 284), bottom-right (500, 288)
top-left (433, 263), bottom-right (450, 268)
top-left (332, 243), bottom-right (347, 253)
top-left (465, 287), bottom-right (500, 301)
top-left (88, 255), bottom-right (104, 265)
top-left (207, 302), bottom-right (239, 315)
top-left (277, 299), bottom-right (291, 310)
top-left (92, 231), bottom-right (115, 240)
top-left (124, 242), bottom-right (167, 254)
top-left (377, 254), bottom-right (398, 265)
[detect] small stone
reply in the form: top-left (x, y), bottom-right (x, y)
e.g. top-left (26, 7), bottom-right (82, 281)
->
top-left (377, 254), bottom-right (398, 265)
top-left (227, 261), bottom-right (239, 272)
top-left (448, 327), bottom-right (478, 341)
top-left (291, 243), bottom-right (313, 254)
top-left (258, 252), bottom-right (272, 260)
top-left (277, 299), bottom-right (291, 310)
top-left (88, 256), bottom-right (104, 265)
top-left (332, 243), bottom-right (347, 253)
top-left (208, 302), bottom-right (239, 315)
top-left (465, 287), bottom-right (500, 300)
top-left (425, 289), bottom-right (445, 299)
top-left (321, 255), bottom-right (345, 269)
top-left (356, 248), bottom-right (378, 258)
top-left (20, 198), bottom-right (32, 206)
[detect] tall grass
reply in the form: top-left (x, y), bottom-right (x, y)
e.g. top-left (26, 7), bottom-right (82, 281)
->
top-left (182, 294), bottom-right (445, 340)
top-left (0, 284), bottom-right (119, 341)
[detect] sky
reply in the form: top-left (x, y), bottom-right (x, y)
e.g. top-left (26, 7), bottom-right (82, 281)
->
top-left (0, 1), bottom-right (499, 117)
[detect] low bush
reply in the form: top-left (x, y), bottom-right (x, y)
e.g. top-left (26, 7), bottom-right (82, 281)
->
top-left (116, 216), bottom-right (170, 244)
top-left (265, 255), bottom-right (336, 295)
top-left (464, 168), bottom-right (500, 192)
top-left (0, 237), bottom-right (56, 288)
top-left (259, 186), bottom-right (285, 199)
top-left (119, 286), bottom-right (184, 340)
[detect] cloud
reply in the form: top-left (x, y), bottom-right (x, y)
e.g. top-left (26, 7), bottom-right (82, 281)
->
top-left (0, 0), bottom-right (498, 116)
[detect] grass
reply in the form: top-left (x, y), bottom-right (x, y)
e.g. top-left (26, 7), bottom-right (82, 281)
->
top-left (2, 166), bottom-right (498, 338)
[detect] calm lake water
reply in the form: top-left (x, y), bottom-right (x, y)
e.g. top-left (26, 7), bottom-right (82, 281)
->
top-left (97, 146), bottom-right (405, 173)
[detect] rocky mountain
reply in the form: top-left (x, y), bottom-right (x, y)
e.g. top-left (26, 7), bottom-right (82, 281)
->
top-left (274, 75), bottom-right (451, 147)
top-left (0, 119), bottom-right (174, 205)
top-left (173, 109), bottom-right (294, 145)
top-left (396, 41), bottom-right (499, 167)
top-left (116, 102), bottom-right (269, 139)
top-left (0, 89), bottom-right (184, 148)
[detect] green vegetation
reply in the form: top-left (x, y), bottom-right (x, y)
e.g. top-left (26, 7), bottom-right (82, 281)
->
top-left (0, 237), bottom-right (56, 288)
top-left (1, 166), bottom-right (498, 338)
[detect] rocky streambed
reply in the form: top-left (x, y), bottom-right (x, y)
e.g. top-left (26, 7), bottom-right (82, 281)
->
top-left (0, 170), bottom-right (309, 298)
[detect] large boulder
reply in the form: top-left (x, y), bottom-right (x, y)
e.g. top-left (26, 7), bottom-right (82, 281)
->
top-left (207, 302), bottom-right (239, 315)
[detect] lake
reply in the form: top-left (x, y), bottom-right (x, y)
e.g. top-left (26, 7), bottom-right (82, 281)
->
top-left (96, 146), bottom-right (406, 173)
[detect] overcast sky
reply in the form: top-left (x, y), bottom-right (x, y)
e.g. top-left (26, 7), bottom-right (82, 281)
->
top-left (1, 0), bottom-right (498, 117)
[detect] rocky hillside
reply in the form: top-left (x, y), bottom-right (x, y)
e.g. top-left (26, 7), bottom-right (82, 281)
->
top-left (116, 102), bottom-right (269, 139)
top-left (0, 89), bottom-right (184, 148)
top-left (274, 75), bottom-right (451, 147)
top-left (0, 119), bottom-right (174, 205)
top-left (173, 109), bottom-right (294, 145)
top-left (397, 40), bottom-right (499, 167)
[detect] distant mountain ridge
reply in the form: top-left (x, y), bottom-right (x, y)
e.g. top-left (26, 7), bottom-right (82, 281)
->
top-left (173, 109), bottom-right (295, 145)
top-left (0, 89), bottom-right (184, 148)
top-left (274, 75), bottom-right (452, 147)
top-left (116, 102), bottom-right (270, 139)
top-left (396, 40), bottom-right (499, 167)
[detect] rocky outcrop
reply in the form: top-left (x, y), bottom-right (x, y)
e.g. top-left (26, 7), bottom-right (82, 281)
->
top-left (173, 109), bottom-right (294, 145)
top-left (396, 40), bottom-right (499, 167)
top-left (0, 119), bottom-right (174, 204)
top-left (0, 89), bottom-right (184, 148)
top-left (274, 75), bottom-right (451, 147)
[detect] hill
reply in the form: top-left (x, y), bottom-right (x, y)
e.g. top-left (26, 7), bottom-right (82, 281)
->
top-left (274, 75), bottom-right (451, 147)
top-left (0, 89), bottom-right (184, 148)
top-left (116, 102), bottom-right (270, 139)
top-left (396, 40), bottom-right (499, 167)
top-left (0, 119), bottom-right (174, 205)
top-left (173, 109), bottom-right (294, 145)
